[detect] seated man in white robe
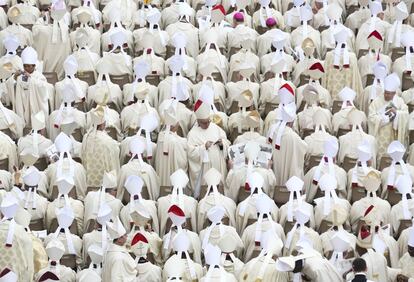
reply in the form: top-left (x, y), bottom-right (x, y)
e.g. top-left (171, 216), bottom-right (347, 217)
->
top-left (358, 30), bottom-right (392, 90)
top-left (71, 29), bottom-right (100, 78)
top-left (304, 137), bottom-right (347, 203)
top-left (123, 59), bottom-right (158, 108)
top-left (35, 239), bottom-right (76, 282)
top-left (368, 73), bottom-right (409, 160)
top-left (164, 33), bottom-right (197, 82)
top-left (279, 176), bottom-right (316, 232)
top-left (201, 244), bottom-right (238, 281)
top-left (227, 13), bottom-right (258, 54)
top-left (44, 206), bottom-right (83, 266)
top-left (313, 174), bottom-right (351, 232)
top-left (198, 168), bottom-right (236, 232)
top-left (381, 141), bottom-right (414, 202)
top-left (0, 6), bottom-right (33, 55)
top-left (33, 2), bottom-right (72, 79)
top-left (155, 107), bottom-right (188, 187)
top-left (226, 141), bottom-right (275, 202)
top-left (83, 170), bottom-right (123, 233)
top-left (134, 8), bottom-right (169, 58)
top-left (17, 111), bottom-right (51, 170)
top-left (165, 5), bottom-right (199, 58)
top-left (82, 106), bottom-right (120, 188)
top-left (392, 30), bottom-right (414, 84)
top-left (98, 30), bottom-right (133, 78)
top-left (102, 0), bottom-right (137, 30)
top-left (296, 62), bottom-right (332, 109)
top-left (133, 49), bottom-right (166, 80)
top-left (119, 175), bottom-right (159, 236)
top-left (199, 204), bottom-right (241, 256)
top-left (354, 205), bottom-right (400, 278)
top-left (345, 140), bottom-right (380, 202)
top-left (241, 194), bottom-right (284, 263)
top-left (76, 245), bottom-right (104, 281)
top-left (70, 16), bottom-right (100, 57)
top-left (332, 87), bottom-right (367, 137)
top-left (396, 228), bottom-right (414, 282)
top-left (196, 33), bottom-right (229, 83)
top-left (283, 207), bottom-right (323, 257)
top-left (45, 132), bottom-right (87, 200)
top-left (276, 240), bottom-right (343, 282)
top-left (360, 61), bottom-right (388, 115)
top-left (355, 1), bottom-right (390, 55)
top-left (290, 7), bottom-right (322, 58)
top-left (389, 175), bottom-right (414, 236)
top-left (162, 231), bottom-right (203, 281)
top-left (48, 84), bottom-right (87, 142)
top-left (236, 172), bottom-right (278, 234)
top-left (161, 205), bottom-right (201, 264)
top-left (87, 61), bottom-right (123, 113)
top-left (161, 0), bottom-right (195, 28)
top-left (54, 55), bottom-right (88, 111)
top-left (126, 203), bottom-right (163, 266)
top-left (239, 230), bottom-right (289, 281)
top-left (338, 110), bottom-right (376, 169)
top-left (344, 0), bottom-right (370, 33)
top-left (157, 169), bottom-right (196, 236)
top-left (228, 90), bottom-right (263, 140)
top-left (129, 231), bottom-right (162, 281)
top-left (102, 218), bottom-right (137, 281)
top-left (116, 136), bottom-right (160, 201)
top-left (268, 102), bottom-right (307, 186)
top-left (158, 57), bottom-right (193, 105)
top-left (101, 14), bottom-right (134, 54)
top-left (233, 111), bottom-right (267, 145)
top-left (297, 85), bottom-right (332, 136)
top-left (256, 19), bottom-right (291, 57)
top-left (252, 0), bottom-right (285, 31)
top-left (120, 88), bottom-right (160, 137)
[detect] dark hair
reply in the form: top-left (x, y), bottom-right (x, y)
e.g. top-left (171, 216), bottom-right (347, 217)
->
top-left (352, 258), bottom-right (367, 272)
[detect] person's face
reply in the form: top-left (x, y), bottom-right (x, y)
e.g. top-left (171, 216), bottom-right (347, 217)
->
top-left (384, 90), bottom-right (396, 101)
top-left (408, 245), bottom-right (414, 257)
top-left (116, 234), bottom-right (127, 246)
top-left (197, 118), bottom-right (210, 129)
top-left (23, 64), bottom-right (35, 74)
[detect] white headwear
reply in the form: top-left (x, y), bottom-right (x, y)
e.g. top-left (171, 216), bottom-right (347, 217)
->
top-left (172, 231), bottom-right (197, 280)
top-left (285, 176), bottom-right (304, 222)
top-left (53, 206), bottom-right (76, 254)
top-left (370, 61), bottom-right (387, 100)
top-left (318, 173), bottom-right (339, 216)
top-left (202, 206), bottom-right (226, 249)
top-left (384, 73), bottom-right (401, 92)
top-left (313, 137), bottom-right (338, 184)
top-left (146, 8), bottom-right (166, 46)
top-left (0, 195), bottom-right (18, 247)
top-left (395, 175), bottom-right (413, 219)
top-left (387, 2), bottom-right (408, 47)
top-left (351, 140), bottom-right (372, 187)
top-left (21, 46), bottom-right (37, 65)
top-left (401, 32), bottom-right (414, 73)
top-left (0, 268), bottom-right (18, 282)
top-left (387, 141), bottom-right (409, 189)
top-left (267, 102), bottom-right (296, 150)
top-left (3, 35), bottom-right (19, 56)
top-left (22, 166), bottom-right (41, 210)
top-left (333, 25), bottom-right (350, 68)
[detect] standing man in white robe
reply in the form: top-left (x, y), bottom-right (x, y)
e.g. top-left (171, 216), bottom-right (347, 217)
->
top-left (6, 47), bottom-right (52, 129)
top-left (187, 96), bottom-right (230, 197)
top-left (368, 73), bottom-right (409, 160)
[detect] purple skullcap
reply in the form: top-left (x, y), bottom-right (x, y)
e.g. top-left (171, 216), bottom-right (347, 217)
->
top-left (266, 17), bottom-right (277, 27)
top-left (233, 12), bottom-right (244, 22)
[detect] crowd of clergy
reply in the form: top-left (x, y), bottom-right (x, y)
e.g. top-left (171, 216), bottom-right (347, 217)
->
top-left (3, 0), bottom-right (414, 281)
